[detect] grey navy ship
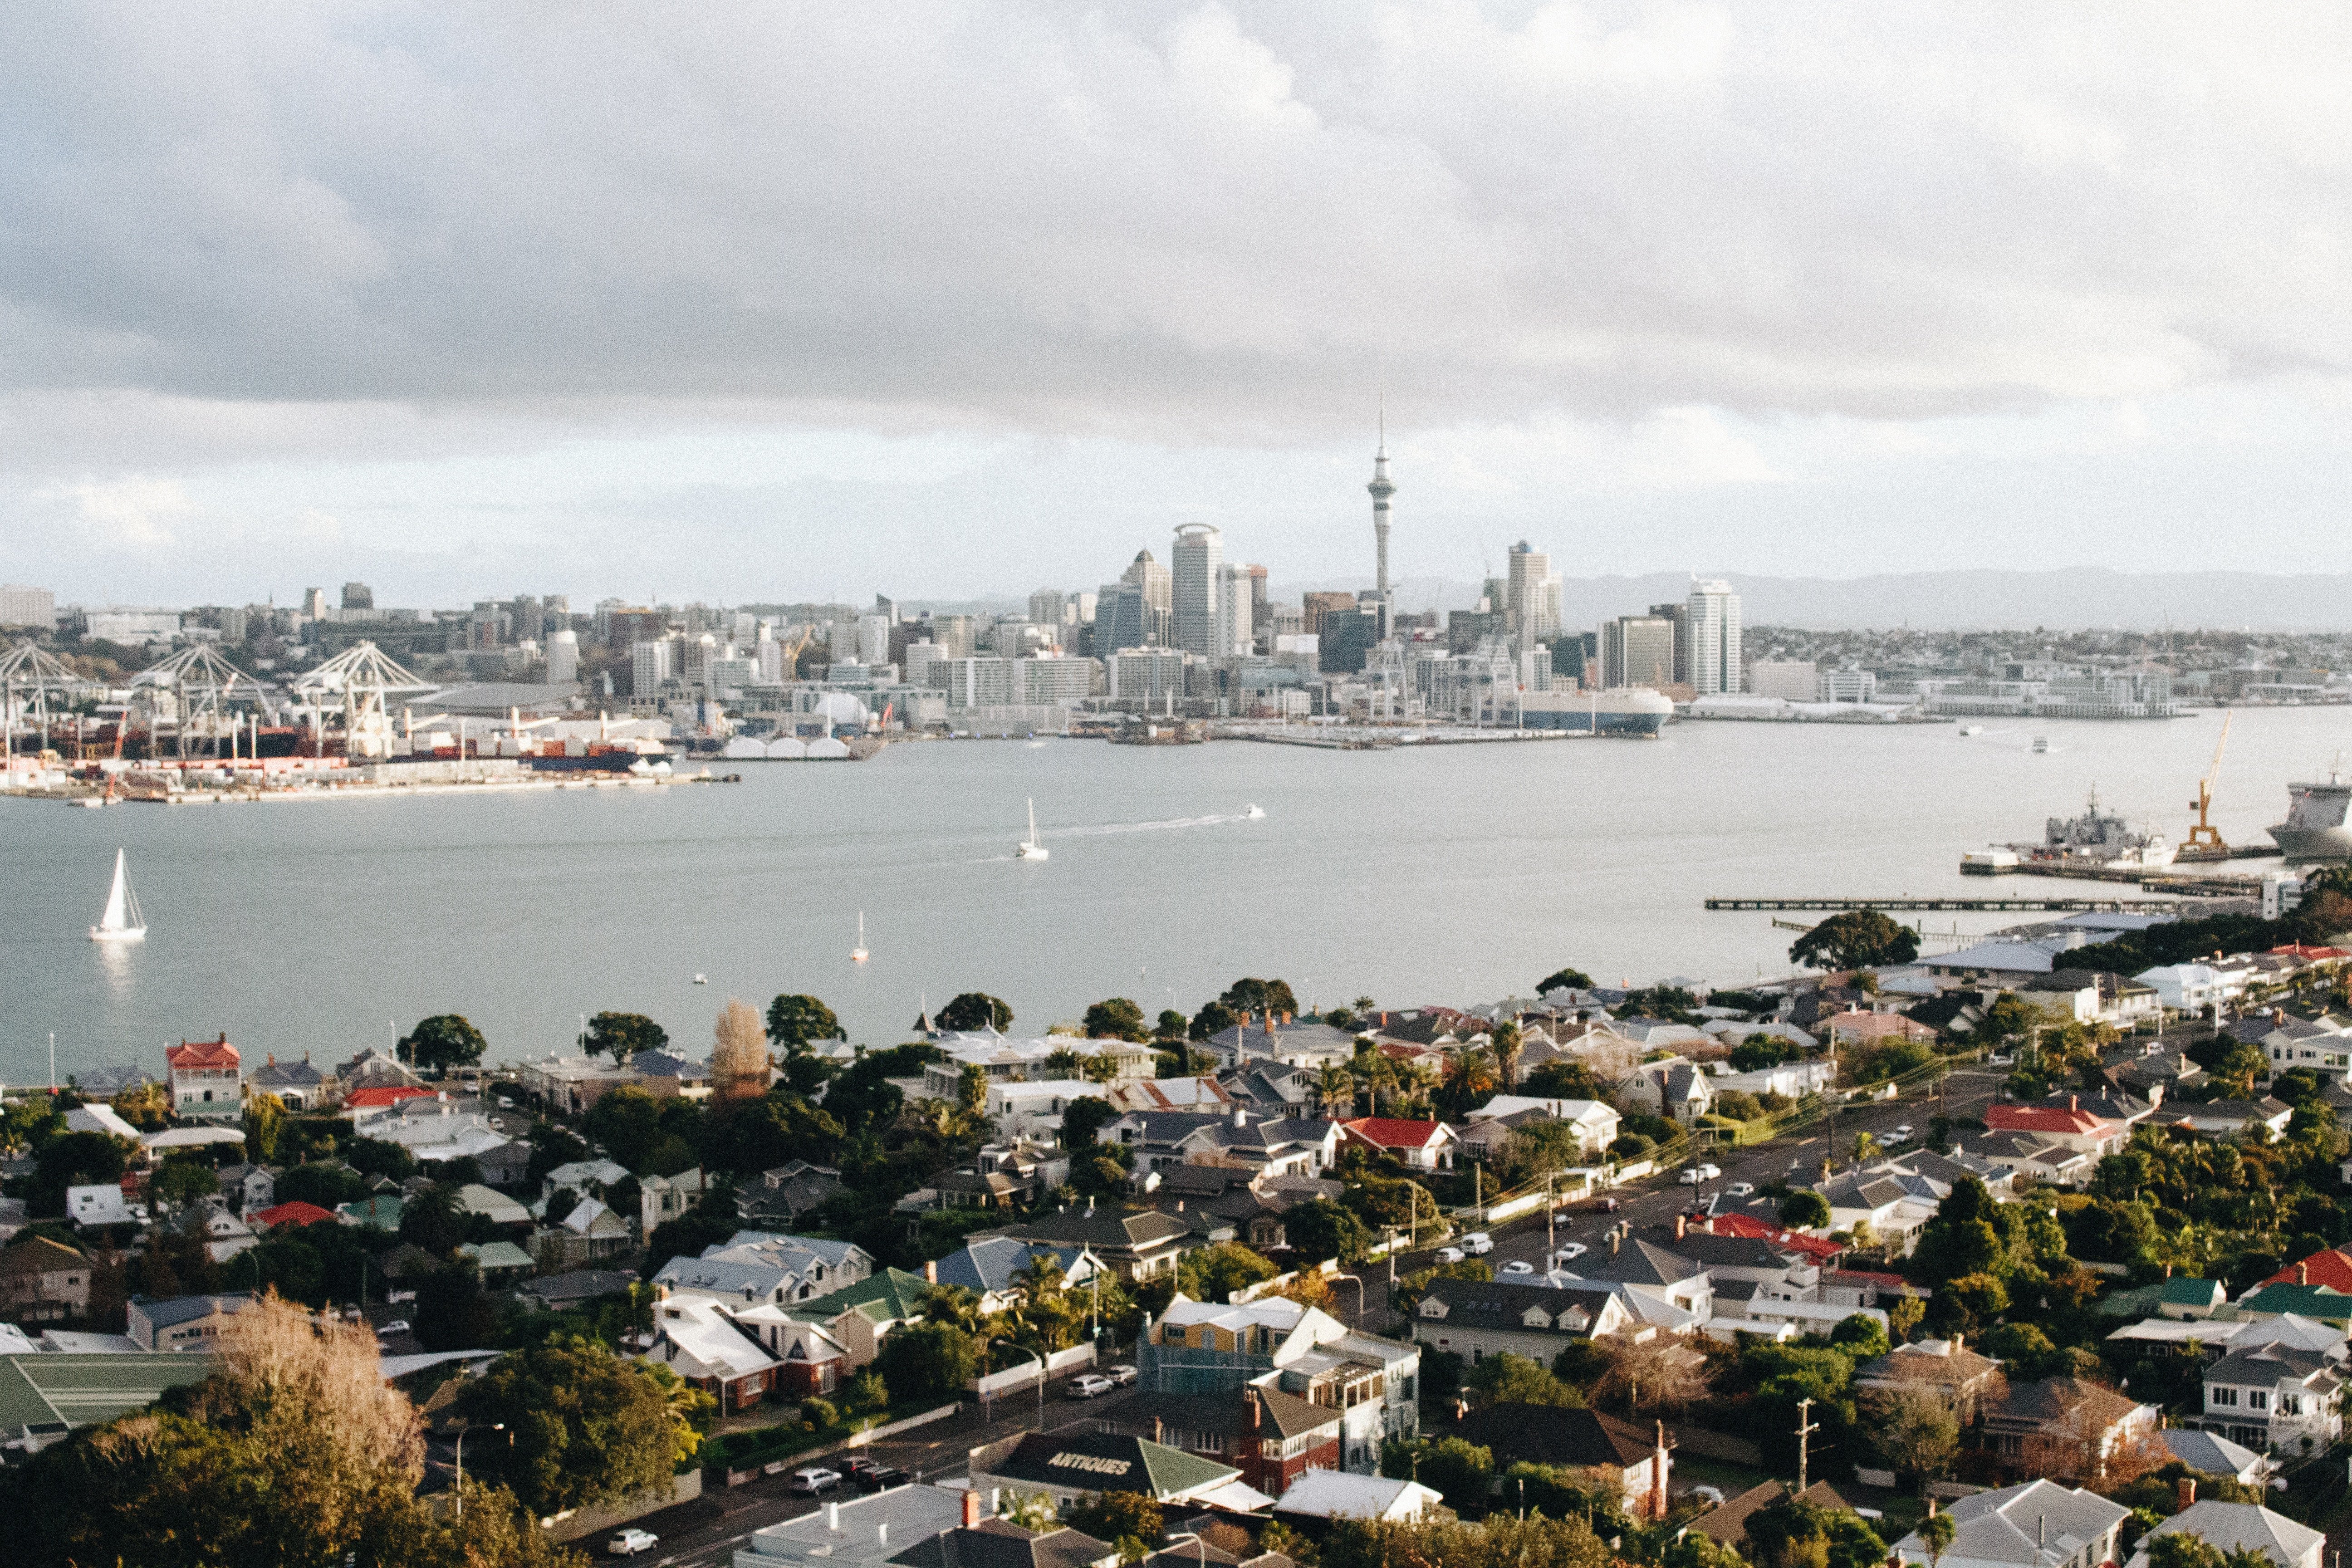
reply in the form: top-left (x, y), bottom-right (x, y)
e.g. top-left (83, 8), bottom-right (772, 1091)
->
top-left (2270, 765), bottom-right (2352, 859)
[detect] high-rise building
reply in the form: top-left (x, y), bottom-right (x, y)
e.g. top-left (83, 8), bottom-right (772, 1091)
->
top-left (1028, 589), bottom-right (1069, 633)
top-left (1122, 550), bottom-right (1171, 620)
top-left (858, 615), bottom-right (892, 666)
top-left (1601, 616), bottom-right (1676, 690)
top-left (631, 638), bottom-right (674, 695)
top-left (1647, 602), bottom-right (1690, 686)
top-left (1092, 583), bottom-right (1149, 657)
top-left (340, 582), bottom-right (374, 612)
top-left (302, 587), bottom-right (329, 620)
top-left (548, 629), bottom-right (580, 686)
top-left (1302, 592), bottom-right (1355, 643)
top-left (1505, 541), bottom-right (1561, 648)
top-left (1216, 563), bottom-right (1254, 659)
top-left (1686, 579), bottom-right (1742, 696)
top-left (1320, 608), bottom-right (1380, 674)
top-left (1171, 524), bottom-right (1223, 656)
top-left (1247, 566), bottom-right (1269, 651)
top-left (1110, 648), bottom-right (1189, 707)
top-left (756, 636), bottom-right (788, 685)
top-left (931, 615), bottom-right (978, 658)
top-left (0, 585), bottom-right (56, 628)
top-left (903, 641), bottom-right (947, 689)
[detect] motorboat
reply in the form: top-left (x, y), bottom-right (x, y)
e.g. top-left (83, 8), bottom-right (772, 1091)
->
top-left (89, 848), bottom-right (147, 942)
top-left (1243, 804), bottom-right (1265, 819)
top-left (851, 911), bottom-right (869, 963)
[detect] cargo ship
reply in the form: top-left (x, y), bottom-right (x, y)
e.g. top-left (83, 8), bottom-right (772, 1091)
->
top-left (2269, 769), bottom-right (2352, 860)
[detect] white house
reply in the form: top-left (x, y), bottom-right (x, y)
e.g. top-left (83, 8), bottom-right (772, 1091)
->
top-left (2202, 1345), bottom-right (2345, 1453)
top-left (2128, 1503), bottom-right (2324, 1568)
top-left (2139, 964), bottom-right (2231, 1013)
top-left (983, 1078), bottom-right (1097, 1142)
top-left (1892, 1480), bottom-right (2129, 1568)
top-left (1461, 1097), bottom-right (1621, 1156)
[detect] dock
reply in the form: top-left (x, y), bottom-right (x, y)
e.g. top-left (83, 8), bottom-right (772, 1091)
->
top-left (1706, 896), bottom-right (2187, 913)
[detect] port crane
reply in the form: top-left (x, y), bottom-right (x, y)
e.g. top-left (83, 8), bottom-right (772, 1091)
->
top-left (2185, 712), bottom-right (2232, 854)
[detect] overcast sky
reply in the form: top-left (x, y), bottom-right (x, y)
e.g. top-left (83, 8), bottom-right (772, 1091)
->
top-left (3, 2), bottom-right (2349, 610)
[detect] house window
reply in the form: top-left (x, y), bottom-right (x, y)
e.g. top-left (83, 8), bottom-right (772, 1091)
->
top-left (2211, 1387), bottom-right (2238, 1407)
top-left (2280, 1394), bottom-right (2302, 1416)
top-left (2248, 1391), bottom-right (2269, 1411)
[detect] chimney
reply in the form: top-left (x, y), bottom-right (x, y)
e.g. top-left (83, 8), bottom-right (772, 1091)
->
top-left (1177, 1200), bottom-right (1185, 1211)
top-left (879, 1524), bottom-right (890, 1544)
top-left (925, 1259), bottom-right (938, 1284)
top-left (2177, 1478), bottom-right (2195, 1511)
top-left (2298, 1262), bottom-right (2308, 1285)
top-left (1675, 1214), bottom-right (1688, 1242)
top-left (1248, 1389), bottom-right (1262, 1430)
top-left (962, 1487), bottom-right (982, 1528)
top-left (1611, 1231), bottom-right (1622, 1258)
top-left (2069, 1094), bottom-right (2078, 1112)
top-left (1152, 1416), bottom-right (1165, 1443)
top-left (1650, 1421), bottom-right (1670, 1521)
top-left (1234, 1107), bottom-right (1246, 1127)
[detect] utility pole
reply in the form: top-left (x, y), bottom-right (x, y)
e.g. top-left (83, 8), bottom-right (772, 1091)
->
top-left (1794, 1397), bottom-right (1820, 1496)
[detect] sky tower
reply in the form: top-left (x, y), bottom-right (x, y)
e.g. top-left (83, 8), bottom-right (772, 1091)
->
top-left (1366, 409), bottom-right (1395, 601)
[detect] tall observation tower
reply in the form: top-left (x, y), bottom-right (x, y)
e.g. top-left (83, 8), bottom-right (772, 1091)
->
top-left (1366, 411), bottom-right (1395, 602)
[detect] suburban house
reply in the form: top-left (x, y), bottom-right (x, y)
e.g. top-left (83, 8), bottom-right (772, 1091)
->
top-left (1446, 1404), bottom-right (1672, 1519)
top-left (990, 1206), bottom-right (1196, 1281)
top-left (2137, 964), bottom-right (2234, 1013)
top-left (513, 1054), bottom-right (649, 1114)
top-left (1337, 1118), bottom-right (1459, 1171)
top-left (985, 1078), bottom-right (1098, 1141)
top-left (66, 1183), bottom-right (143, 1229)
top-left (1614, 1060), bottom-right (1715, 1124)
top-left (2201, 1345), bottom-right (2347, 1453)
top-left (1457, 1097), bottom-right (1621, 1158)
top-left (128, 1292), bottom-right (253, 1351)
top-left (1854, 1338), bottom-right (2007, 1420)
top-left (640, 1292), bottom-right (782, 1413)
top-left (246, 1054), bottom-right (328, 1112)
top-left (164, 1035), bottom-right (244, 1120)
top-left (174, 1201), bottom-right (257, 1263)
top-left (1106, 1076), bottom-right (1236, 1115)
top-left (929, 1235), bottom-right (1102, 1313)
top-left (1099, 1383), bottom-right (1344, 1500)
top-left (1103, 1111), bottom-right (1338, 1179)
top-left (967, 1429), bottom-right (1245, 1513)
top-left (2161, 1430), bottom-right (2273, 1486)
top-left (639, 1167), bottom-right (708, 1235)
top-left (1980, 1376), bottom-right (2161, 1482)
top-left (1956, 1131), bottom-right (2095, 1188)
top-left (213, 1163), bottom-right (277, 1216)
top-left (737, 1161), bottom-right (845, 1227)
top-left (1892, 1480), bottom-right (2130, 1568)
top-left (2259, 1014), bottom-right (2352, 1080)
top-left (1413, 1276), bottom-right (1638, 1364)
top-left (0, 1236), bottom-right (91, 1322)
top-left (2169, 1099), bottom-right (2295, 1142)
top-left (732, 1483), bottom-right (970, 1568)
top-left (2020, 970), bottom-right (2162, 1029)
top-left (1270, 1470), bottom-right (1445, 1531)
top-left (931, 1142), bottom-right (1072, 1211)
top-left (1140, 1164), bottom-right (1343, 1253)
top-left (1142, 1292), bottom-right (1421, 1471)
top-left (654, 1232), bottom-right (874, 1308)
top-left (1559, 1239), bottom-right (1713, 1328)
top-left (2128, 1502), bottom-right (2325, 1568)
top-left (1982, 1098), bottom-right (2134, 1158)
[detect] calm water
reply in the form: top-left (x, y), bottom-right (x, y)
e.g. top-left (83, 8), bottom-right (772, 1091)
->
top-left (7, 709), bottom-right (2352, 1086)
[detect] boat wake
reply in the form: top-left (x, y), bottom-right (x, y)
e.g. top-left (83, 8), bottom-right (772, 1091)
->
top-left (1054, 812), bottom-right (1246, 837)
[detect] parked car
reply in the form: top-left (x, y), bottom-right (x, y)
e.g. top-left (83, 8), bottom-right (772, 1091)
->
top-left (1689, 1485), bottom-right (1726, 1507)
top-left (609, 1529), bottom-right (659, 1557)
top-left (1065, 1373), bottom-right (1114, 1399)
top-left (1891, 1124), bottom-right (1914, 1140)
top-left (1678, 1167), bottom-right (1702, 1186)
top-left (497, 1096), bottom-right (515, 1109)
top-left (1103, 1363), bottom-right (1139, 1387)
top-left (1552, 1243), bottom-right (1588, 1263)
top-left (1436, 1245), bottom-right (1465, 1264)
top-left (1460, 1232), bottom-right (1494, 1255)
top-left (1988, 1053), bottom-right (2014, 1066)
top-left (856, 1465), bottom-right (910, 1491)
top-left (376, 1319), bottom-right (412, 1337)
top-left (842, 1458), bottom-right (880, 1481)
top-left (1725, 1181), bottom-right (1756, 1199)
top-left (1697, 1163), bottom-right (1722, 1181)
top-left (789, 1468), bottom-right (843, 1495)
top-left (1500, 1259), bottom-right (1535, 1275)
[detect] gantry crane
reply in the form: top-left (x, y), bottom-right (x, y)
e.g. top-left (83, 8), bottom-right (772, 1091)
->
top-left (2186, 711), bottom-right (2232, 855)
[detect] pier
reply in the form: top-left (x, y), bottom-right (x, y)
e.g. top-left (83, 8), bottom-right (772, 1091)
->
top-left (1706, 896), bottom-right (2186, 913)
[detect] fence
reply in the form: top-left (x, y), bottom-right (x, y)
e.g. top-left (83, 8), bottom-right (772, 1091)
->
top-left (971, 1342), bottom-right (1097, 1401)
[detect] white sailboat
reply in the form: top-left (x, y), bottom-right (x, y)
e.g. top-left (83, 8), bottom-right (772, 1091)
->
top-left (851, 911), bottom-right (869, 963)
top-left (88, 848), bottom-right (147, 943)
top-left (1015, 798), bottom-right (1049, 860)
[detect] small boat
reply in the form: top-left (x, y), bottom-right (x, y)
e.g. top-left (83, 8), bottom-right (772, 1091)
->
top-left (851, 911), bottom-right (869, 963)
top-left (2032, 735), bottom-right (2050, 754)
top-left (1016, 799), bottom-right (1049, 861)
top-left (1957, 725), bottom-right (1983, 738)
top-left (692, 974), bottom-right (708, 985)
top-left (88, 848), bottom-right (147, 943)
top-left (1243, 804), bottom-right (1265, 819)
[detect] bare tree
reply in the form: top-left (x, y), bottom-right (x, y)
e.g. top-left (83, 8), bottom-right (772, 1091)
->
top-left (710, 997), bottom-right (773, 1104)
top-left (1864, 1388), bottom-right (1960, 1480)
top-left (1592, 1333), bottom-right (1710, 1414)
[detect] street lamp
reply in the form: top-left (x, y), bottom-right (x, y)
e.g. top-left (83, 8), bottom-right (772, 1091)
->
top-left (453, 1421), bottom-right (507, 1518)
top-left (1327, 1274), bottom-right (1364, 1330)
top-left (991, 1338), bottom-right (1046, 1425)
top-left (1165, 1532), bottom-right (1207, 1568)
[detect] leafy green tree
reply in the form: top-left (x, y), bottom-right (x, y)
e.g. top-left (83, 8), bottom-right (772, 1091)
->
top-left (1220, 978), bottom-right (1300, 1019)
top-left (1466, 1352), bottom-right (1585, 1408)
top-left (1746, 1498), bottom-right (1886, 1568)
top-left (398, 1014), bottom-right (488, 1075)
top-left (1153, 1009), bottom-right (1188, 1042)
top-left (458, 1338), bottom-right (686, 1514)
top-left (875, 1320), bottom-right (980, 1402)
top-left (1189, 1000), bottom-right (1240, 1041)
top-left (276, 1161), bottom-right (372, 1210)
top-left (1285, 1197), bottom-right (1372, 1264)
top-left (1383, 1435), bottom-right (1494, 1514)
top-left (1178, 1243), bottom-right (1279, 1304)
top-left (1789, 911), bottom-right (1921, 970)
top-left (765, 994), bottom-right (846, 1046)
top-left (1864, 1387), bottom-right (1959, 1480)
top-left (152, 1159), bottom-right (220, 1208)
top-left (348, 1136), bottom-right (418, 1182)
top-left (723, 1092), bottom-right (846, 1171)
top-left (1828, 1313), bottom-right (1889, 1358)
top-left (1938, 1272), bottom-right (2010, 1334)
top-left (243, 1091), bottom-right (288, 1164)
top-left (1063, 1096), bottom-right (1119, 1149)
top-left (1070, 1490), bottom-right (1163, 1549)
top-left (1536, 966), bottom-right (1594, 995)
top-left (1082, 1001), bottom-right (1157, 1048)
top-left (584, 1085), bottom-right (666, 1172)
top-left (584, 1011), bottom-right (669, 1067)
top-left (400, 1184), bottom-right (466, 1256)
top-left (2146, 1537), bottom-right (2226, 1568)
top-left (416, 1263), bottom-right (500, 1352)
top-left (1919, 1511), bottom-right (1956, 1568)
top-left (30, 1131), bottom-right (128, 1218)
top-left (937, 992), bottom-right (1013, 1032)
top-left (1730, 1035), bottom-right (1799, 1072)
top-left (1779, 1190), bottom-right (1833, 1229)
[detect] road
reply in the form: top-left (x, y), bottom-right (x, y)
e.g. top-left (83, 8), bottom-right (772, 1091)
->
top-left (1378, 1067), bottom-right (2006, 1284)
top-left (622, 1382), bottom-right (1151, 1568)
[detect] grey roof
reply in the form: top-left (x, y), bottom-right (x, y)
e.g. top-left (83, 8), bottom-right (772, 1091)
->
top-left (632, 1050), bottom-right (708, 1078)
top-left (521, 1268), bottom-right (636, 1306)
top-left (2161, 1429), bottom-right (2263, 1478)
top-left (1896, 1479), bottom-right (2130, 1568)
top-left (1112, 1384), bottom-right (1339, 1442)
top-left (740, 1483), bottom-right (970, 1568)
top-left (2137, 1503), bottom-right (2323, 1568)
top-left (933, 1237), bottom-right (1088, 1297)
top-left (249, 1059), bottom-right (324, 1088)
top-left (889, 1522), bottom-right (1116, 1568)
top-left (2207, 1346), bottom-right (2342, 1388)
top-left (1000, 1208), bottom-right (1193, 1252)
top-left (655, 1255), bottom-right (800, 1300)
top-left (1417, 1276), bottom-right (1623, 1335)
top-left (132, 1291), bottom-right (254, 1330)
top-left (1573, 1239), bottom-right (1703, 1287)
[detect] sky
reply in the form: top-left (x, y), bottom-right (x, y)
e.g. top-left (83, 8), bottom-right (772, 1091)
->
top-left (2, 2), bottom-right (2350, 611)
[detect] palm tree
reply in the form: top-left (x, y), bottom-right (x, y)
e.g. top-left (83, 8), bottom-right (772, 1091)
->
top-left (1394, 1058), bottom-right (1441, 1117)
top-left (1316, 1063), bottom-right (1355, 1120)
top-left (1920, 1510), bottom-right (1955, 1568)
top-left (1442, 1047), bottom-right (1497, 1115)
top-left (1350, 1046), bottom-right (1396, 1119)
top-left (1491, 1021), bottom-right (1523, 1092)
top-left (920, 1284), bottom-right (983, 1332)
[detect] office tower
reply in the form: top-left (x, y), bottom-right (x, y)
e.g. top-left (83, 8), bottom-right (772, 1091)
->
top-left (1367, 422), bottom-right (1395, 601)
top-left (1505, 541), bottom-right (1559, 644)
top-left (1320, 608), bottom-right (1379, 674)
top-left (1214, 563), bottom-right (1254, 658)
top-left (756, 636), bottom-right (787, 685)
top-left (1448, 609), bottom-right (1504, 655)
top-left (1028, 589), bottom-right (1069, 635)
top-left (0, 586), bottom-right (56, 628)
top-left (903, 641), bottom-right (947, 689)
top-left (873, 595), bottom-right (899, 623)
top-left (1122, 549), bottom-right (1171, 619)
top-left (302, 587), bottom-right (328, 620)
top-left (220, 607), bottom-right (249, 644)
top-left (1601, 616), bottom-right (1676, 689)
top-left (548, 629), bottom-right (580, 685)
top-left (1074, 592), bottom-right (1096, 625)
top-left (1302, 592), bottom-right (1355, 643)
top-left (1093, 583), bottom-right (1147, 657)
top-left (631, 638), bottom-right (674, 695)
top-left (1647, 602), bottom-right (1690, 686)
top-left (1247, 566), bottom-right (1269, 651)
top-left (858, 614), bottom-right (892, 666)
top-left (340, 582), bottom-right (374, 612)
top-left (1172, 524), bottom-right (1223, 656)
top-left (929, 614), bottom-right (976, 658)
top-left (1686, 579), bottom-right (1742, 696)
top-left (1019, 656), bottom-right (1095, 706)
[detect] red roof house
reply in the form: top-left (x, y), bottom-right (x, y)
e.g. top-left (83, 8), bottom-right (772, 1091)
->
top-left (343, 1086), bottom-right (437, 1112)
top-left (2265, 1248), bottom-right (2352, 1292)
top-left (1338, 1117), bottom-right (1459, 1171)
top-left (164, 1033), bottom-right (244, 1119)
top-left (1983, 1096), bottom-right (2128, 1155)
top-left (1704, 1212), bottom-right (1845, 1263)
top-left (248, 1201), bottom-right (338, 1232)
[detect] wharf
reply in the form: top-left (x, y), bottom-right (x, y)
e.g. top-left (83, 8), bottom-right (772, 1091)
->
top-left (1706, 895), bottom-right (2188, 913)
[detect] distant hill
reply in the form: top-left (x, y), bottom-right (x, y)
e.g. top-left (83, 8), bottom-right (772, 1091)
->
top-left (1296, 568), bottom-right (2352, 632)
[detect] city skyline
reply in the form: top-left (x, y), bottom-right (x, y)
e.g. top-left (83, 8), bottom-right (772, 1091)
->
top-left (3, 10), bottom-right (2352, 602)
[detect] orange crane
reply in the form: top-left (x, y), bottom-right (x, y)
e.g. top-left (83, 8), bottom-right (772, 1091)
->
top-left (2185, 712), bottom-right (2232, 855)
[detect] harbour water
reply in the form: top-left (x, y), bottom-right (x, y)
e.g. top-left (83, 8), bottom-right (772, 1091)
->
top-left (7, 708), bottom-right (2351, 1087)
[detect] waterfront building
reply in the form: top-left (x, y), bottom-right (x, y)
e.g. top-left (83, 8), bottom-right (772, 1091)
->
top-left (165, 1035), bottom-right (244, 1121)
top-left (1172, 524), bottom-right (1223, 657)
top-left (1217, 562), bottom-right (1254, 658)
top-left (0, 585), bottom-right (56, 628)
top-left (1746, 660), bottom-right (1817, 701)
top-left (1687, 579), bottom-right (1742, 696)
top-left (546, 628), bottom-right (579, 685)
top-left (1110, 648), bottom-right (1190, 707)
top-left (1602, 616), bottom-right (1676, 690)
top-left (1647, 601), bottom-right (1691, 685)
top-left (630, 637), bottom-right (673, 695)
top-left (1093, 582), bottom-right (1151, 657)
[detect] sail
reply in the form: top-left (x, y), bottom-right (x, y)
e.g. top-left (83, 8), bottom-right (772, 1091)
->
top-left (98, 850), bottom-right (129, 932)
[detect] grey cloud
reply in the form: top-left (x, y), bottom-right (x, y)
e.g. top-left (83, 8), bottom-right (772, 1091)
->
top-left (0, 2), bottom-right (2347, 434)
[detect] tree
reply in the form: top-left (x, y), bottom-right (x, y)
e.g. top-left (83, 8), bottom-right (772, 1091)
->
top-left (2147, 1537), bottom-right (2227, 1568)
top-left (1178, 1243), bottom-right (1279, 1304)
top-left (1465, 1352), bottom-right (1585, 1408)
top-left (416, 1263), bottom-right (500, 1352)
top-left (1190, 1000), bottom-right (1240, 1041)
top-left (348, 1135), bottom-right (418, 1182)
top-left (1779, 1190), bottom-right (1833, 1229)
top-left (710, 998), bottom-right (773, 1104)
top-left (765, 993), bottom-right (846, 1047)
top-left (1153, 1009), bottom-right (1188, 1042)
top-left (585, 1085), bottom-right (669, 1172)
top-left (152, 1159), bottom-right (220, 1209)
top-left (30, 1130), bottom-right (128, 1217)
top-left (1070, 1490), bottom-right (1164, 1550)
top-left (1864, 1388), bottom-right (1960, 1479)
top-left (458, 1338), bottom-right (686, 1514)
top-left (243, 1091), bottom-right (287, 1164)
top-left (1285, 1198), bottom-right (1372, 1264)
top-left (1829, 1313), bottom-right (1889, 1359)
top-left (1384, 1435), bottom-right (1494, 1514)
top-left (1083, 997), bottom-right (1152, 1043)
top-left (398, 1014), bottom-right (488, 1075)
top-left (1537, 966), bottom-right (1594, 995)
top-left (584, 1011), bottom-right (668, 1068)
top-left (1790, 911), bottom-right (1921, 971)
top-left (1887, 1295), bottom-right (1925, 1343)
top-left (399, 1183), bottom-right (466, 1256)
top-left (1919, 1512), bottom-right (1955, 1568)
top-left (1220, 978), bottom-right (1300, 1019)
top-left (938, 992), bottom-right (1013, 1033)
top-left (1063, 1096), bottom-right (1118, 1149)
top-left (875, 1320), bottom-right (980, 1403)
